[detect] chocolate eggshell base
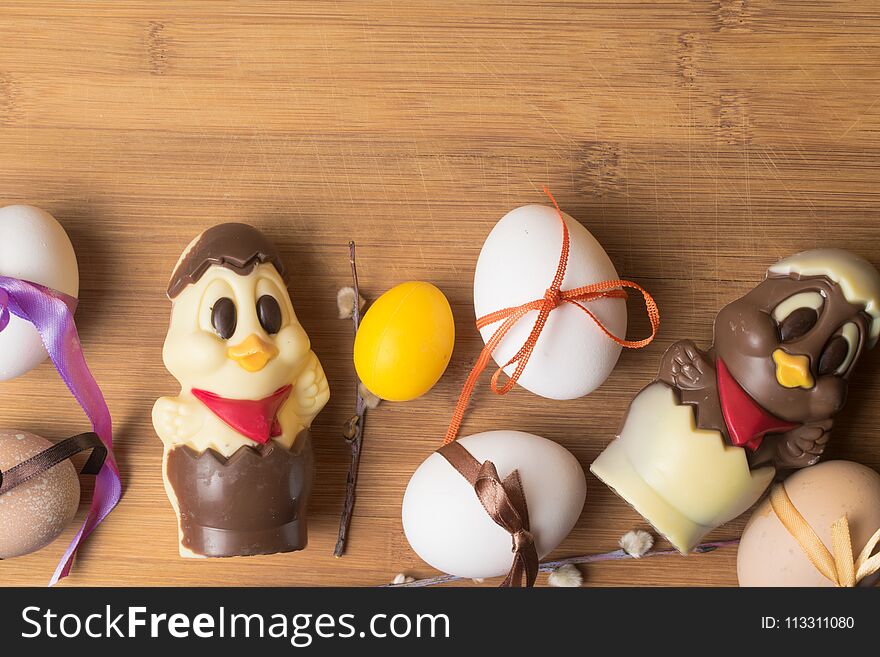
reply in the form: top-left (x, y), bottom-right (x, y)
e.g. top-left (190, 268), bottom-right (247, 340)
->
top-left (165, 432), bottom-right (313, 558)
top-left (591, 382), bottom-right (774, 553)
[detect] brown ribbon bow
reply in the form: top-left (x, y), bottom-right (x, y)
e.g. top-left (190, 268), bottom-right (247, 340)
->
top-left (438, 440), bottom-right (539, 587)
top-left (0, 432), bottom-right (106, 496)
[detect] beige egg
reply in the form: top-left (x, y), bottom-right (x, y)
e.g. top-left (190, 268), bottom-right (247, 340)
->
top-left (738, 460), bottom-right (880, 587)
top-left (0, 430), bottom-right (80, 558)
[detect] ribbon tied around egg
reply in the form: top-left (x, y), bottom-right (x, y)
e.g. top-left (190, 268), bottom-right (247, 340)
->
top-left (438, 189), bottom-right (660, 587)
top-left (0, 275), bottom-right (121, 585)
top-left (438, 440), bottom-right (539, 587)
top-left (444, 187), bottom-right (660, 444)
top-left (770, 483), bottom-right (880, 587)
top-left (0, 432), bottom-right (106, 495)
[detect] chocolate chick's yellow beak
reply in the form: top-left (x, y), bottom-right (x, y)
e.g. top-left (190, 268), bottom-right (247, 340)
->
top-left (772, 348), bottom-right (815, 389)
top-left (227, 334), bottom-right (278, 372)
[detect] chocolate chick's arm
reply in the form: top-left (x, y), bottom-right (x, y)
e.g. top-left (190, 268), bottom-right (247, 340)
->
top-left (291, 350), bottom-right (330, 426)
top-left (658, 340), bottom-right (716, 391)
top-left (771, 419), bottom-right (833, 470)
top-left (153, 395), bottom-right (205, 447)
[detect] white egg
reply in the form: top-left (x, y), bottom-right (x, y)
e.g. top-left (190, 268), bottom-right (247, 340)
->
top-left (402, 430), bottom-right (586, 579)
top-left (0, 205), bottom-right (79, 381)
top-left (474, 204), bottom-right (626, 400)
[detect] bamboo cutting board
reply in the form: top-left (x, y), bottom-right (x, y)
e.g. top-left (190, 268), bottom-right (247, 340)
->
top-left (2, 0), bottom-right (880, 587)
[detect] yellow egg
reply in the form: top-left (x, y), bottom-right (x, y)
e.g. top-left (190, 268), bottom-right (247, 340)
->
top-left (354, 281), bottom-right (455, 401)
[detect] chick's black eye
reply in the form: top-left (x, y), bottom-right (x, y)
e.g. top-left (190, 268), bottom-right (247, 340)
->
top-left (778, 307), bottom-right (818, 342)
top-left (211, 297), bottom-right (237, 340)
top-left (257, 295), bottom-right (282, 334)
top-left (818, 335), bottom-right (849, 376)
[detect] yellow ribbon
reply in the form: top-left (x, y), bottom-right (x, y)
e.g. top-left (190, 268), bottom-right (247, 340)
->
top-left (769, 483), bottom-right (880, 587)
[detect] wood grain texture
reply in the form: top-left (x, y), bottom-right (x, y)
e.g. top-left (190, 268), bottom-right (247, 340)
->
top-left (2, 0), bottom-right (880, 587)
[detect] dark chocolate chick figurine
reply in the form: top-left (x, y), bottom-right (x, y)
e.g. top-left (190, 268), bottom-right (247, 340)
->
top-left (591, 249), bottom-right (880, 553)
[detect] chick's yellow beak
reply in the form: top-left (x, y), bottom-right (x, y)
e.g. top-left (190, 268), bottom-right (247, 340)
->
top-left (772, 348), bottom-right (814, 389)
top-left (227, 333), bottom-right (278, 372)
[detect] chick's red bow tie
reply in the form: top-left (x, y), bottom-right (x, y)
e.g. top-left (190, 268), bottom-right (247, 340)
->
top-left (192, 385), bottom-right (292, 444)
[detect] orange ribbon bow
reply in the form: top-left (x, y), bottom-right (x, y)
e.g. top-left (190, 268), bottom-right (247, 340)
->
top-left (443, 187), bottom-right (660, 444)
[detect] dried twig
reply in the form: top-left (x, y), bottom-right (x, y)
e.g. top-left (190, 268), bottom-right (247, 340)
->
top-left (334, 241), bottom-right (367, 557)
top-left (381, 539), bottom-right (739, 587)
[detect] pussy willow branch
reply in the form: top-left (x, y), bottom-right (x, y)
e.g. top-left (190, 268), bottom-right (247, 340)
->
top-left (381, 539), bottom-right (740, 587)
top-left (334, 241), bottom-right (367, 558)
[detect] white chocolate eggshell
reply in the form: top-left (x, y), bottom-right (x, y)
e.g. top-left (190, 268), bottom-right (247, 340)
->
top-left (591, 382), bottom-right (775, 554)
top-left (0, 205), bottom-right (79, 381)
top-left (738, 460), bottom-right (880, 587)
top-left (474, 204), bottom-right (626, 400)
top-left (769, 249), bottom-right (880, 345)
top-left (0, 430), bottom-right (80, 559)
top-left (402, 430), bottom-right (586, 579)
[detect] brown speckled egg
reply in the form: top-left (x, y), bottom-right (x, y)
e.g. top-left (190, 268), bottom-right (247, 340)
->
top-left (0, 430), bottom-right (80, 558)
top-left (738, 460), bottom-right (880, 587)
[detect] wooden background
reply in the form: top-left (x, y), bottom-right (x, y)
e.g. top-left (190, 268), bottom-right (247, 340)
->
top-left (2, 0), bottom-right (880, 587)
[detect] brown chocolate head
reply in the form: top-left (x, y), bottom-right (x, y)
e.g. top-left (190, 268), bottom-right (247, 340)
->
top-left (713, 250), bottom-right (880, 424)
top-left (167, 223), bottom-right (283, 299)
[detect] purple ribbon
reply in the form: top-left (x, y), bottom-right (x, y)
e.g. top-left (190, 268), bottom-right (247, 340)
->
top-left (0, 275), bottom-right (121, 586)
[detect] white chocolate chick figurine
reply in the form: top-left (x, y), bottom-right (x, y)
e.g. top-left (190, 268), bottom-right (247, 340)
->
top-left (153, 223), bottom-right (329, 558)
